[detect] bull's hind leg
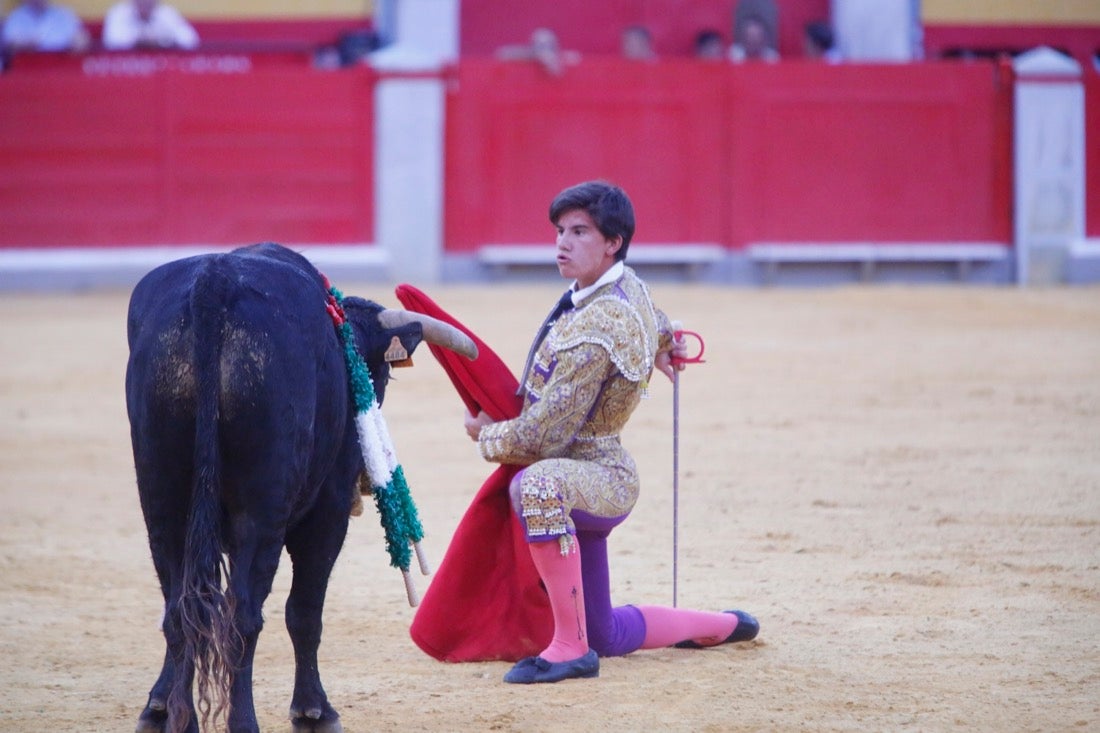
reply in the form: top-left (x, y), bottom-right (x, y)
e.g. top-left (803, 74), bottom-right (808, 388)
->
top-left (135, 550), bottom-right (201, 733)
top-left (135, 648), bottom-right (197, 733)
top-left (223, 529), bottom-right (285, 733)
top-left (134, 648), bottom-right (172, 733)
top-left (133, 440), bottom-right (199, 733)
top-left (283, 500), bottom-right (350, 733)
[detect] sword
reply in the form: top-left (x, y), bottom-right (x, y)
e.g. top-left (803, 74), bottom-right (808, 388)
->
top-left (669, 323), bottom-right (706, 608)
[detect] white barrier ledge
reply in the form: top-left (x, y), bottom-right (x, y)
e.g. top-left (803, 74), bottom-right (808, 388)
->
top-left (478, 243), bottom-right (724, 270)
top-left (748, 242), bottom-right (1009, 282)
top-left (1070, 238), bottom-right (1100, 257)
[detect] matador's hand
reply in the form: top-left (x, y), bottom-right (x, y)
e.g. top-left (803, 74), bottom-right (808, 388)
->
top-left (655, 333), bottom-right (689, 383)
top-left (464, 409), bottom-right (494, 440)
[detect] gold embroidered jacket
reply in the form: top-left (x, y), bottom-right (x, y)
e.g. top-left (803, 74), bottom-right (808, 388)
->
top-left (478, 267), bottom-right (673, 491)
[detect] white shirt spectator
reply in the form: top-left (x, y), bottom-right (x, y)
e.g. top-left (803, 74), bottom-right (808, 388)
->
top-left (831, 0), bottom-right (922, 62)
top-left (2, 0), bottom-right (88, 52)
top-left (102, 0), bottom-right (199, 50)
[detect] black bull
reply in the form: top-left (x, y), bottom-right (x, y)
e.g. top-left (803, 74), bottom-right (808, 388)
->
top-left (125, 243), bottom-right (475, 733)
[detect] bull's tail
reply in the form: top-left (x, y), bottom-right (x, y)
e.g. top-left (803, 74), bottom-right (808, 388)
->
top-left (168, 259), bottom-right (238, 733)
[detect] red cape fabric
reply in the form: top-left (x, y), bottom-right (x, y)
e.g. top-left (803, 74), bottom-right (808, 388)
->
top-left (395, 284), bottom-right (552, 662)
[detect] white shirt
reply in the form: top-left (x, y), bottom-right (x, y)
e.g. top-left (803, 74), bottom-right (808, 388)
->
top-left (570, 260), bottom-right (625, 307)
top-left (102, 1), bottom-right (198, 50)
top-left (2, 2), bottom-right (86, 51)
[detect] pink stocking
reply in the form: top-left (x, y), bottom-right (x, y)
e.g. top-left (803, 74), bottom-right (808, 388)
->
top-left (528, 538), bottom-right (589, 662)
top-left (637, 605), bottom-right (738, 649)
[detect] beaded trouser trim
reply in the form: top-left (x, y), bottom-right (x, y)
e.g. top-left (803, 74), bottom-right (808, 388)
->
top-left (520, 472), bottom-right (572, 546)
top-left (516, 456), bottom-right (639, 554)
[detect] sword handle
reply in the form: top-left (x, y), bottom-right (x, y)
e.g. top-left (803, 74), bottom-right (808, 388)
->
top-left (671, 328), bottom-right (706, 366)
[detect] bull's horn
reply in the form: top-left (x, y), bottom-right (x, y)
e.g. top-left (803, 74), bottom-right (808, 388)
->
top-left (378, 309), bottom-right (478, 360)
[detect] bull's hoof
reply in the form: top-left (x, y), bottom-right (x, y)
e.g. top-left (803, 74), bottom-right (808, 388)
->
top-left (289, 706), bottom-right (343, 733)
top-left (135, 698), bottom-right (167, 732)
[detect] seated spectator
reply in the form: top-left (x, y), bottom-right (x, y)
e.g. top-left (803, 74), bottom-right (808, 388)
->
top-left (803, 20), bottom-right (842, 63)
top-left (102, 0), bottom-right (198, 50)
top-left (832, 0), bottom-right (921, 61)
top-left (729, 14), bottom-right (778, 63)
top-left (496, 27), bottom-right (579, 77)
top-left (312, 28), bottom-right (381, 70)
top-left (693, 29), bottom-right (725, 61)
top-left (1, 0), bottom-right (89, 53)
top-left (620, 24), bottom-right (656, 61)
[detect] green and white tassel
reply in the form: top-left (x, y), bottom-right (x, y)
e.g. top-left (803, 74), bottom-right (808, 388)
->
top-left (330, 285), bottom-right (429, 607)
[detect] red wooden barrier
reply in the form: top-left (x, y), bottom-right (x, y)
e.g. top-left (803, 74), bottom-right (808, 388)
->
top-left (444, 58), bottom-right (1012, 253)
top-left (725, 60), bottom-right (1012, 247)
top-left (0, 55), bottom-right (375, 248)
top-left (0, 56), bottom-right (1036, 257)
top-left (444, 59), bottom-right (729, 252)
top-left (1087, 71), bottom-right (1100, 239)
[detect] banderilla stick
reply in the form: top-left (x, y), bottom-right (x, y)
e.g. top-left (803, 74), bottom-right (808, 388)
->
top-left (402, 540), bottom-right (432, 607)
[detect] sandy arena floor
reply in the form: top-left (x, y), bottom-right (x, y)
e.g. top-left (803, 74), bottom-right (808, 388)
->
top-left (1, 281), bottom-right (1098, 732)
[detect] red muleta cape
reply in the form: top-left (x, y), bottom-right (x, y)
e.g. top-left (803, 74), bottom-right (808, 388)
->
top-left (395, 284), bottom-right (552, 662)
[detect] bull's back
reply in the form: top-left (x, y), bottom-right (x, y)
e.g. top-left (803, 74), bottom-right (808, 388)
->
top-left (126, 248), bottom-right (345, 499)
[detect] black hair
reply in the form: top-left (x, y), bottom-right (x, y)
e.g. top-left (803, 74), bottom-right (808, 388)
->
top-left (805, 21), bottom-right (834, 52)
top-left (548, 181), bottom-right (635, 261)
top-left (695, 29), bottom-right (723, 51)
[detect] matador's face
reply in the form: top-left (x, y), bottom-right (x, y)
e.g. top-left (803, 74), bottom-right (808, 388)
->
top-left (553, 209), bottom-right (621, 289)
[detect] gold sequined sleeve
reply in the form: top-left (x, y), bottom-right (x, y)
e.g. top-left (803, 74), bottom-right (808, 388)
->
top-left (654, 306), bottom-right (674, 356)
top-left (477, 342), bottom-right (612, 465)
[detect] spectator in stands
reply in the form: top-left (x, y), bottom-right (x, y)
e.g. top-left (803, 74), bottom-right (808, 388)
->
top-left (620, 24), bottom-right (656, 61)
top-left (693, 29), bottom-right (725, 61)
top-left (496, 27), bottom-right (579, 77)
top-left (803, 20), bottom-right (842, 63)
top-left (313, 28), bottom-right (382, 70)
top-left (831, 0), bottom-right (922, 61)
top-left (1, 0), bottom-right (89, 53)
top-left (729, 14), bottom-right (778, 63)
top-left (101, 0), bottom-right (198, 50)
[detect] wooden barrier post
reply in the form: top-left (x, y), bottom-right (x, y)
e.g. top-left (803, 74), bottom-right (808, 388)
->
top-left (1012, 47), bottom-right (1086, 285)
top-left (370, 0), bottom-right (458, 284)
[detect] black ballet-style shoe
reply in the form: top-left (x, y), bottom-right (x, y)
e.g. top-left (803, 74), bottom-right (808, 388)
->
top-left (674, 610), bottom-right (759, 649)
top-left (503, 649), bottom-right (600, 684)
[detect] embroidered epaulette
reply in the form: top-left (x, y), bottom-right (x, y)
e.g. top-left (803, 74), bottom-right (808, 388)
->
top-left (550, 295), bottom-right (654, 383)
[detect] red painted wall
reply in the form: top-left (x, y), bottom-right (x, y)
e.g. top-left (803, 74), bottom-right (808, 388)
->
top-left (0, 56), bottom-right (1051, 253)
top-left (0, 55), bottom-right (375, 248)
top-left (444, 59), bottom-right (729, 250)
top-left (1089, 71), bottom-right (1100, 238)
top-left (444, 58), bottom-right (1013, 252)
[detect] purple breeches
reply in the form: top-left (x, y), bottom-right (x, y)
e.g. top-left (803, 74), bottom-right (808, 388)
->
top-left (572, 510), bottom-right (646, 657)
